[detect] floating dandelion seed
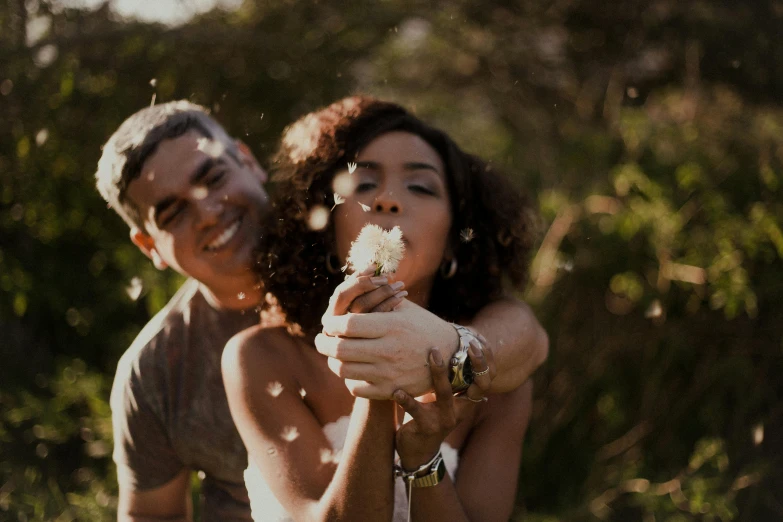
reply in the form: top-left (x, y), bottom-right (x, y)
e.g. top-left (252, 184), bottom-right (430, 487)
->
top-left (320, 448), bottom-right (334, 464)
top-left (359, 202), bottom-right (371, 212)
top-left (346, 224), bottom-right (405, 275)
top-left (281, 426), bottom-right (300, 442)
top-left (332, 171), bottom-right (357, 199)
top-left (191, 186), bottom-right (208, 200)
top-left (347, 162), bottom-right (357, 174)
top-left (460, 228), bottom-right (475, 243)
top-left (125, 277), bottom-right (143, 301)
top-left (299, 388), bottom-right (307, 399)
top-left (197, 138), bottom-right (225, 159)
top-left (320, 448), bottom-right (340, 464)
top-left (645, 299), bottom-right (663, 319)
top-left (307, 205), bottom-right (330, 231)
top-left (266, 381), bottom-right (284, 397)
top-left (332, 193), bottom-right (345, 210)
top-left (35, 129), bottom-right (49, 147)
top-left (237, 292), bottom-right (246, 300)
top-left (149, 78), bottom-right (157, 87)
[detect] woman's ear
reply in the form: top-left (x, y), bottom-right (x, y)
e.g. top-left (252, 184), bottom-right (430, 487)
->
top-left (130, 228), bottom-right (169, 270)
top-left (235, 139), bottom-right (268, 183)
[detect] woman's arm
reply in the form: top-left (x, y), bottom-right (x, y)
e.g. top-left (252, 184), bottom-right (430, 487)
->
top-left (394, 350), bottom-right (533, 522)
top-left (316, 296), bottom-right (548, 399)
top-left (222, 326), bottom-right (395, 522)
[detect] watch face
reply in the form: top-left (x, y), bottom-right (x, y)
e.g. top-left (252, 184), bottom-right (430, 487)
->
top-left (463, 355), bottom-right (474, 385)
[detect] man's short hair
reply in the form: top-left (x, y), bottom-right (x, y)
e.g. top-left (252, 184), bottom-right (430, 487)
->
top-left (95, 100), bottom-right (237, 230)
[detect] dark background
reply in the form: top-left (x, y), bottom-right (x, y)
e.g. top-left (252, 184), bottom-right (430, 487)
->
top-left (1, 0), bottom-right (782, 520)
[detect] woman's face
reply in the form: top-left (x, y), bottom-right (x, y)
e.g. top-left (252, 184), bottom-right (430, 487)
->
top-left (333, 131), bottom-right (453, 303)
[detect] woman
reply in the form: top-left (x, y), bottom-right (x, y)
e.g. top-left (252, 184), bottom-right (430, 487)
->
top-left (223, 97), bottom-right (536, 521)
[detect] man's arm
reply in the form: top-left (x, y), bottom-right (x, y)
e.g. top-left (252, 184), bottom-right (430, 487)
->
top-left (462, 296), bottom-right (549, 393)
top-left (316, 296), bottom-right (548, 399)
top-left (117, 469), bottom-right (192, 522)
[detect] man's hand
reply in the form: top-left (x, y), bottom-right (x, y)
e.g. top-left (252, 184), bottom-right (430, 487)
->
top-left (316, 299), bottom-right (459, 399)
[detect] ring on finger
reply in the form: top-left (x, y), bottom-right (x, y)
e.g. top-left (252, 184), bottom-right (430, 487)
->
top-left (473, 367), bottom-right (490, 377)
top-left (464, 395), bottom-right (488, 403)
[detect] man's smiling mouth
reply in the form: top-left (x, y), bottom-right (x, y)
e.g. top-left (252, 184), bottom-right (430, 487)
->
top-left (205, 217), bottom-right (242, 251)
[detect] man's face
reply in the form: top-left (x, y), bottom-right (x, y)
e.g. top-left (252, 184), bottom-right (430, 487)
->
top-left (126, 131), bottom-right (269, 298)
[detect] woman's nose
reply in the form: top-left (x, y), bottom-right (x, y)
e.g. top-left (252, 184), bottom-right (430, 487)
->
top-left (373, 190), bottom-right (401, 214)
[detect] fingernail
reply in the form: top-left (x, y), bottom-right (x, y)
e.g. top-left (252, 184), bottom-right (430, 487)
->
top-left (390, 281), bottom-right (405, 291)
top-left (430, 349), bottom-right (443, 365)
top-left (370, 276), bottom-right (388, 285)
top-left (394, 290), bottom-right (408, 299)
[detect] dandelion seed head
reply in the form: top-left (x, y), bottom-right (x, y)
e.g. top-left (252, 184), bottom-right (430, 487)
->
top-left (307, 205), bottom-right (330, 231)
top-left (281, 426), bottom-right (300, 442)
top-left (266, 381), bottom-right (284, 397)
top-left (346, 224), bottom-right (405, 274)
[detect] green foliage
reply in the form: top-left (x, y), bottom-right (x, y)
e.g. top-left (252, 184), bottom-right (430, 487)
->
top-left (1, 0), bottom-right (781, 520)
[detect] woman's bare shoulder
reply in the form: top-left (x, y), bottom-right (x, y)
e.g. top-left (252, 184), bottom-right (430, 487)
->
top-left (222, 325), bottom-right (305, 387)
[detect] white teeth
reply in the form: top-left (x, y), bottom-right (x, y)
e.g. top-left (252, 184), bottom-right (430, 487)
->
top-left (206, 219), bottom-right (240, 251)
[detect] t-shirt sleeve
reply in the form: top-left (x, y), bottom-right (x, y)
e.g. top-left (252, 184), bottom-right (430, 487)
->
top-left (111, 348), bottom-right (185, 490)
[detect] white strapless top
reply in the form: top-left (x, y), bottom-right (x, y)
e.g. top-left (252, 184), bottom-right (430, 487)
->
top-left (244, 415), bottom-right (459, 521)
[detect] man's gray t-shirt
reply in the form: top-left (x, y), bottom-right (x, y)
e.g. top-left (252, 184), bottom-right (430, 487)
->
top-left (111, 278), bottom-right (260, 521)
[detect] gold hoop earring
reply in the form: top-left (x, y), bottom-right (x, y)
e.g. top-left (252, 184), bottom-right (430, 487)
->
top-left (325, 253), bottom-right (341, 274)
top-left (440, 258), bottom-right (457, 279)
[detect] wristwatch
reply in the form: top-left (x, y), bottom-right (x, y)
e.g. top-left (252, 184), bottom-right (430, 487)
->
top-left (448, 324), bottom-right (479, 393)
top-left (394, 451), bottom-right (447, 488)
top-left (410, 453), bottom-right (446, 487)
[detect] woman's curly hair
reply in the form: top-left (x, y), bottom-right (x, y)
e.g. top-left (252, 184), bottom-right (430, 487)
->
top-left (255, 96), bottom-right (537, 336)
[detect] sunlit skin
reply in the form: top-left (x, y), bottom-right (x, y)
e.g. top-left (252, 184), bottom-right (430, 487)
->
top-left (334, 131), bottom-right (453, 308)
top-left (126, 131), bottom-right (269, 309)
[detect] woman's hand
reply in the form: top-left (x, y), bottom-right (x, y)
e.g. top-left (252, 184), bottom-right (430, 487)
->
top-left (322, 266), bottom-right (407, 319)
top-left (393, 344), bottom-right (494, 470)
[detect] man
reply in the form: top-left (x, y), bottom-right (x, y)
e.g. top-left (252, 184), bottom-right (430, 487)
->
top-left (96, 100), bottom-right (548, 521)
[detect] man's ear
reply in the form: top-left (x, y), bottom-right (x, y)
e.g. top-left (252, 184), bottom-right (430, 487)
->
top-left (130, 228), bottom-right (168, 270)
top-left (235, 139), bottom-right (268, 183)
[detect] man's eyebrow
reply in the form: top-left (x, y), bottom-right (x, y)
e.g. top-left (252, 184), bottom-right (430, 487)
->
top-left (153, 196), bottom-right (177, 224)
top-left (152, 157), bottom-right (224, 223)
top-left (190, 157), bottom-right (221, 185)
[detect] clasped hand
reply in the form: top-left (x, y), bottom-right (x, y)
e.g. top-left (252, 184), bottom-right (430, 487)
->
top-left (315, 267), bottom-right (496, 464)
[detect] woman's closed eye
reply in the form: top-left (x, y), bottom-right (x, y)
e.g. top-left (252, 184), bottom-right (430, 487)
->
top-left (408, 184), bottom-right (437, 196)
top-left (355, 181), bottom-right (378, 193)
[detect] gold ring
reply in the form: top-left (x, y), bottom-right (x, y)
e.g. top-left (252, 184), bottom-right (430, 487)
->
top-left (473, 367), bottom-right (490, 377)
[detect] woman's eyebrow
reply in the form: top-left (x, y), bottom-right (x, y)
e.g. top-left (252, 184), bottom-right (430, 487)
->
top-left (403, 161), bottom-right (439, 173)
top-left (355, 160), bottom-right (379, 170)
